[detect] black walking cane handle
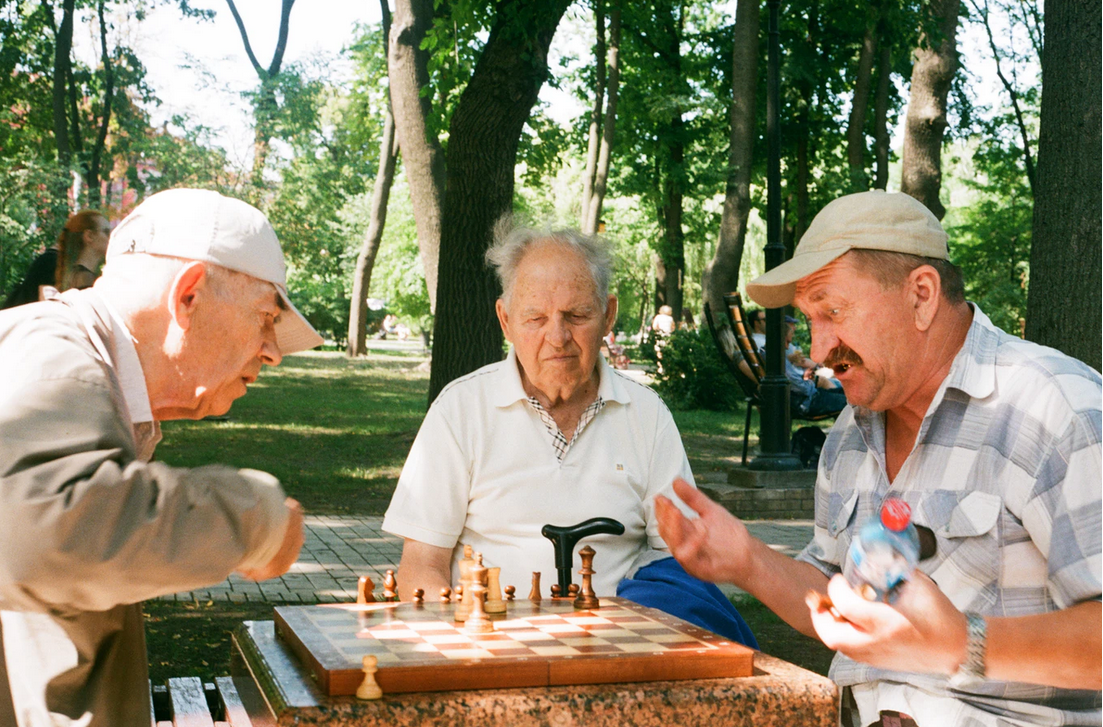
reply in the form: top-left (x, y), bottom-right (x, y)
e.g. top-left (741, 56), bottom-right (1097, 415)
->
top-left (541, 517), bottom-right (625, 597)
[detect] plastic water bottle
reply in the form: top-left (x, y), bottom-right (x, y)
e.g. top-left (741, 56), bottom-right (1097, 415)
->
top-left (844, 498), bottom-right (920, 603)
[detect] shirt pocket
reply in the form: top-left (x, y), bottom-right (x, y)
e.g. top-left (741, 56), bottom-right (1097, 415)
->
top-left (820, 488), bottom-right (860, 567)
top-left (912, 490), bottom-right (1002, 611)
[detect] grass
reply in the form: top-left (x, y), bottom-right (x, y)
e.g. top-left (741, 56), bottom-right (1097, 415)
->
top-left (147, 350), bottom-right (834, 683)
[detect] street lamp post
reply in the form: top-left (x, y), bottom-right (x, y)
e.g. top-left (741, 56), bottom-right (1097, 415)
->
top-left (750, 0), bottom-right (801, 472)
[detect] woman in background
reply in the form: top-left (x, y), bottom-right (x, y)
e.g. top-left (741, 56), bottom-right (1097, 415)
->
top-left (2, 210), bottom-right (110, 309)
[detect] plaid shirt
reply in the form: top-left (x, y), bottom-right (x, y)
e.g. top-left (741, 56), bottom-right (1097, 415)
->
top-left (527, 396), bottom-right (606, 462)
top-left (799, 306), bottom-right (1102, 726)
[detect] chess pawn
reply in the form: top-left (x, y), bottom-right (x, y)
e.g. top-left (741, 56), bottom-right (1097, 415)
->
top-left (440, 587), bottom-right (452, 604)
top-left (529, 572), bottom-right (541, 602)
top-left (485, 567), bottom-right (506, 614)
top-left (504, 585), bottom-right (516, 602)
top-left (383, 570), bottom-right (398, 602)
top-left (412, 588), bottom-right (424, 605)
top-left (454, 581), bottom-right (470, 622)
top-left (568, 584), bottom-right (580, 598)
top-left (573, 544), bottom-right (600, 610)
top-left (356, 655), bottom-right (383, 700)
top-left (550, 584), bottom-right (561, 599)
top-left (357, 576), bottom-right (376, 604)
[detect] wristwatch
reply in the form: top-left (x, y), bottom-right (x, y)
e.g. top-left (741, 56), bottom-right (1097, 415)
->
top-left (952, 612), bottom-right (987, 682)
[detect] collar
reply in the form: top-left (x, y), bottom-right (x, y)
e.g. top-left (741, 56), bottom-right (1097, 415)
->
top-left (492, 347), bottom-right (632, 408)
top-left (96, 292), bottom-right (155, 425)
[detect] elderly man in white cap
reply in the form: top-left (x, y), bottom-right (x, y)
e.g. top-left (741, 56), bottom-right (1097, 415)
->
top-left (0, 189), bottom-right (323, 726)
top-left (655, 191), bottom-right (1101, 726)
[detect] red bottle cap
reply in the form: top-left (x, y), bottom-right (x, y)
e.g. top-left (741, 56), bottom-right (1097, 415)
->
top-left (880, 499), bottom-right (912, 531)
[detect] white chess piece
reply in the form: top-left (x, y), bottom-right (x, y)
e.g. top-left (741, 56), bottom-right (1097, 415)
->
top-left (357, 654), bottom-right (383, 700)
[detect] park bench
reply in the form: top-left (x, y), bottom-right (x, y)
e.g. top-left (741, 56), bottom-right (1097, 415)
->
top-left (703, 292), bottom-right (838, 465)
top-left (149, 676), bottom-right (252, 726)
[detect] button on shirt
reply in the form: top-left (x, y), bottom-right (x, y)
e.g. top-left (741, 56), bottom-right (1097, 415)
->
top-left (382, 349), bottom-right (695, 597)
top-left (798, 306), bottom-right (1102, 726)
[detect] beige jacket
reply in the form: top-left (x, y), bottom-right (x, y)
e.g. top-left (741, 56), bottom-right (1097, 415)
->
top-left (0, 291), bottom-right (289, 726)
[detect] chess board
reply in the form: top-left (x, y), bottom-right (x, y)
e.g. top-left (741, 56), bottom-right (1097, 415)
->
top-left (274, 597), bottom-right (755, 696)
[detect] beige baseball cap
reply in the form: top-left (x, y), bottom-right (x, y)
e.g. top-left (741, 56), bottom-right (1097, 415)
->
top-left (107, 188), bottom-right (324, 354)
top-left (746, 190), bottom-right (949, 308)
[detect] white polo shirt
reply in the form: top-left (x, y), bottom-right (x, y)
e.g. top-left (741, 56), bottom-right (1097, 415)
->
top-left (382, 350), bottom-right (695, 596)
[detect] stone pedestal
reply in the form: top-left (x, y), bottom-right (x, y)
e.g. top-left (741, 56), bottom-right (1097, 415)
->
top-left (698, 468), bottom-right (817, 520)
top-left (231, 621), bottom-right (838, 727)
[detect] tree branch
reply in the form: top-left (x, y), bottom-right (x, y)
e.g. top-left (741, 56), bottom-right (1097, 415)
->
top-left (225, 0), bottom-right (265, 77)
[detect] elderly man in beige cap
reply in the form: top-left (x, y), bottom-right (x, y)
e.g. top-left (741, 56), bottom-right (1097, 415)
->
top-left (656, 191), bottom-right (1101, 726)
top-left (0, 189), bottom-right (323, 726)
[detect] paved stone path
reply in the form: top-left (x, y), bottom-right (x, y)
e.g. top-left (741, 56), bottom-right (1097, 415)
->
top-left (159, 515), bottom-right (813, 604)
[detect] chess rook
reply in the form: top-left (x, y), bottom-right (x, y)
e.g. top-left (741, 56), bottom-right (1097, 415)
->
top-left (485, 566), bottom-right (506, 614)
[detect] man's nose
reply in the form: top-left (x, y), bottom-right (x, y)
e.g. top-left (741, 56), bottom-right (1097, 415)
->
top-left (261, 331), bottom-right (283, 367)
top-left (808, 323), bottom-right (835, 363)
top-left (548, 316), bottom-right (572, 347)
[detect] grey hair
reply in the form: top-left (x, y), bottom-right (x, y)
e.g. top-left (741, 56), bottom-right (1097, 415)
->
top-left (485, 223), bottom-right (615, 308)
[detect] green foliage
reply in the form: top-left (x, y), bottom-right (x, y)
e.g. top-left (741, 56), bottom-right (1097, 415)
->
top-left (0, 153), bottom-right (71, 298)
top-left (640, 328), bottom-right (740, 411)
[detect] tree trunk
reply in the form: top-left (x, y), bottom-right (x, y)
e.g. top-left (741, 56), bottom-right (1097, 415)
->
top-left (86, 0), bottom-right (114, 208)
top-left (348, 0), bottom-right (399, 357)
top-left (51, 0), bottom-right (75, 166)
top-left (702, 0), bottom-right (759, 353)
top-left (427, 0), bottom-right (572, 403)
top-left (872, 35), bottom-right (892, 190)
top-left (226, 0), bottom-right (295, 186)
top-left (1025, 0), bottom-right (1101, 370)
top-left (389, 0), bottom-right (444, 312)
top-left (660, 141), bottom-right (685, 320)
top-left (583, 1), bottom-right (621, 236)
top-left (846, 16), bottom-right (878, 190)
top-left (580, 0), bottom-right (606, 229)
top-left (900, 0), bottom-right (959, 219)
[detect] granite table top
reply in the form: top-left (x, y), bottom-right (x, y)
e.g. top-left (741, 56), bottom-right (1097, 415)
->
top-left (231, 620), bottom-right (839, 727)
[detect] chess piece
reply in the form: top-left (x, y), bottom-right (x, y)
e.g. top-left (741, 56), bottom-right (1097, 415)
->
top-left (440, 587), bottom-right (452, 604)
top-left (574, 545), bottom-right (600, 609)
top-left (356, 655), bottom-right (383, 700)
top-left (383, 570), bottom-right (398, 602)
top-left (550, 584), bottom-right (561, 599)
top-left (568, 584), bottom-right (580, 598)
top-left (464, 555), bottom-right (494, 634)
top-left (485, 567), bottom-right (506, 614)
top-left (357, 576), bottom-right (376, 604)
top-left (412, 588), bottom-right (424, 605)
top-left (504, 585), bottom-right (516, 602)
top-left (529, 572), bottom-right (541, 601)
top-left (454, 583), bottom-right (469, 622)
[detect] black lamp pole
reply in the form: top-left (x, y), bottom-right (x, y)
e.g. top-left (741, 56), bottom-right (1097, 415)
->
top-left (750, 0), bottom-right (801, 471)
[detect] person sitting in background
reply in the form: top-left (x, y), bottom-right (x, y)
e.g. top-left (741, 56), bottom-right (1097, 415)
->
top-left (747, 308), bottom-right (766, 349)
top-left (383, 225), bottom-right (756, 646)
top-left (784, 315), bottom-right (847, 417)
top-left (2, 210), bottom-right (111, 309)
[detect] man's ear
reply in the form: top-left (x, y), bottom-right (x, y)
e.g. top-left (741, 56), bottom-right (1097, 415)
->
top-left (494, 298), bottom-right (511, 342)
top-left (909, 265), bottom-right (942, 332)
top-left (604, 295), bottom-right (619, 335)
top-left (167, 261), bottom-right (208, 331)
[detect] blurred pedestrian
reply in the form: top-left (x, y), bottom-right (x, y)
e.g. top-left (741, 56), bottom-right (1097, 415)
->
top-left (2, 210), bottom-right (111, 309)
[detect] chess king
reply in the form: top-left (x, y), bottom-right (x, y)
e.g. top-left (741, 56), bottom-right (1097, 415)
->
top-left (381, 224), bottom-right (756, 647)
top-left (0, 190), bottom-right (320, 727)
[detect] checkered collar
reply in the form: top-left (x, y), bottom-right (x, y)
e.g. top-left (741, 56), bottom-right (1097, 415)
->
top-left (492, 347), bottom-right (632, 409)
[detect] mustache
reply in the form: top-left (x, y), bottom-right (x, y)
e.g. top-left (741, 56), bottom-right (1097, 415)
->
top-left (823, 344), bottom-right (862, 369)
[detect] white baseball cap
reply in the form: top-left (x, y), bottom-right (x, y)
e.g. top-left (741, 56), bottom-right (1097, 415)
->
top-left (107, 189), bottom-right (324, 354)
top-left (746, 190), bottom-right (949, 308)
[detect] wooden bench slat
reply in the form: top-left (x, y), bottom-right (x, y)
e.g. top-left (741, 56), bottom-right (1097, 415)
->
top-left (167, 677), bottom-right (215, 727)
top-left (214, 676), bottom-right (253, 727)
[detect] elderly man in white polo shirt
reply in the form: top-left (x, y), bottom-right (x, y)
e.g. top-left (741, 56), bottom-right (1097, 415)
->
top-left (382, 226), bottom-right (755, 644)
